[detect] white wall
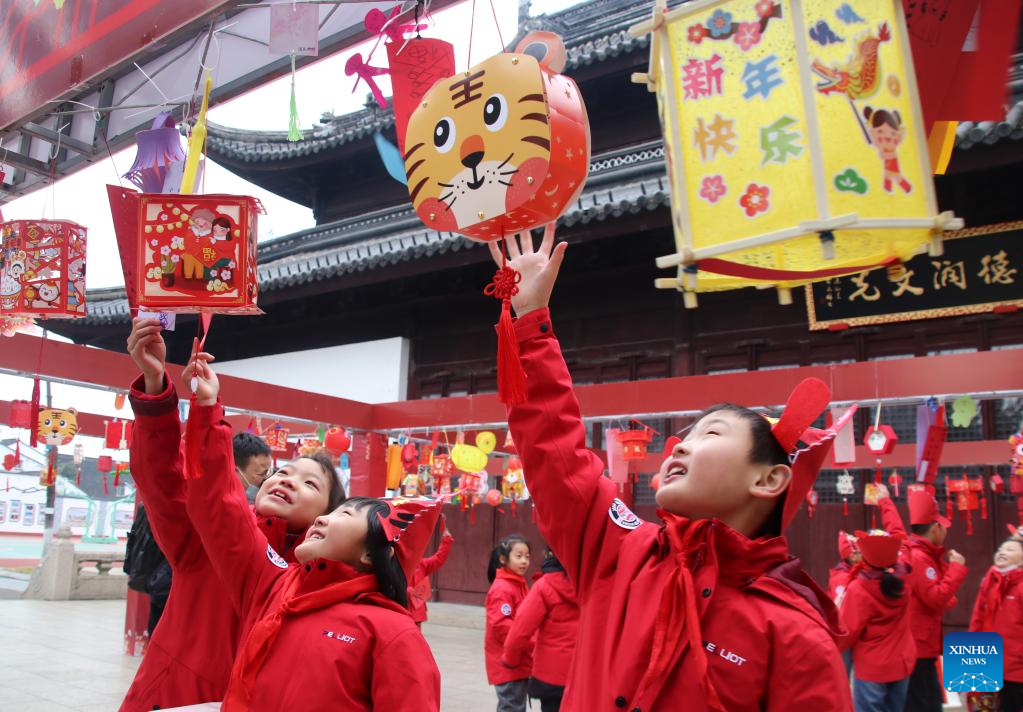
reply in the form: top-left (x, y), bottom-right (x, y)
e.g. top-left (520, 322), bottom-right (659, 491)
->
top-left (215, 337), bottom-right (410, 404)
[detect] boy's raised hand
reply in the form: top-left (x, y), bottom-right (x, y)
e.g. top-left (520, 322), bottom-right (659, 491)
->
top-left (487, 222), bottom-right (567, 318)
top-left (182, 337), bottom-right (219, 407)
top-left (127, 317), bottom-right (167, 395)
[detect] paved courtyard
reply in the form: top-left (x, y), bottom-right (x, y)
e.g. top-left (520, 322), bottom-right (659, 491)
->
top-left (0, 599), bottom-right (492, 711)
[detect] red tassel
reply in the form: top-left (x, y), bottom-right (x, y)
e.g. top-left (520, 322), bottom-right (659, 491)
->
top-left (981, 493), bottom-right (988, 520)
top-left (485, 255), bottom-right (528, 405)
top-left (966, 510), bottom-right (973, 536)
top-left (102, 474), bottom-right (109, 496)
top-left (946, 487), bottom-right (954, 521)
top-left (843, 497), bottom-right (848, 516)
top-left (114, 468), bottom-right (121, 488)
top-left (511, 498), bottom-right (517, 516)
top-left (183, 396), bottom-right (202, 480)
top-left (531, 503), bottom-right (536, 523)
top-left (29, 378), bottom-right (40, 447)
top-left (75, 467), bottom-right (81, 486)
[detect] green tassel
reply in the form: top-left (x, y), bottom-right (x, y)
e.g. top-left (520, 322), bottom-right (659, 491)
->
top-left (287, 53), bottom-right (302, 142)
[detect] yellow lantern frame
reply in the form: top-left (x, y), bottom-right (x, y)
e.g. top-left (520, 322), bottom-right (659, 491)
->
top-left (629, 0), bottom-right (962, 307)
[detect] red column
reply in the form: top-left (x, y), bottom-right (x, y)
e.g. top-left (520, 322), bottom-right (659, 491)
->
top-left (349, 432), bottom-right (387, 497)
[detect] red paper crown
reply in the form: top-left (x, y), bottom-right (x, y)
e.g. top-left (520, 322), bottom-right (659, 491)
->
top-left (854, 530), bottom-right (904, 570)
top-left (377, 497), bottom-right (447, 581)
top-left (773, 378), bottom-right (856, 528)
top-left (838, 530), bottom-right (859, 560)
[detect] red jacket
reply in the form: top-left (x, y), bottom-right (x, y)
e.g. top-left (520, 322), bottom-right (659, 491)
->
top-left (903, 534), bottom-right (968, 658)
top-left (505, 309), bottom-right (851, 712)
top-left (839, 571), bottom-right (915, 682)
top-left (184, 401), bottom-right (440, 711)
top-left (486, 568), bottom-right (532, 684)
top-left (502, 570), bottom-right (579, 687)
top-left (121, 376), bottom-right (306, 712)
top-left (969, 566), bottom-right (1023, 682)
top-left (407, 533), bottom-right (453, 623)
top-left (829, 563), bottom-right (852, 605)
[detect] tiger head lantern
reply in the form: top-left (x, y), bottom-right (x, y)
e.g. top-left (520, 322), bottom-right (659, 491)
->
top-left (37, 407), bottom-right (78, 446)
top-left (403, 31), bottom-right (590, 241)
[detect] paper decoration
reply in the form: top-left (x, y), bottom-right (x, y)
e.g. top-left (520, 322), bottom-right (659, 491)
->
top-left (263, 424), bottom-right (290, 454)
top-left (864, 424), bottom-right (899, 455)
top-left (402, 31), bottom-right (590, 242)
top-left (1010, 431), bottom-right (1023, 476)
top-left (97, 455), bottom-right (113, 473)
top-left (386, 38), bottom-right (456, 152)
top-left (502, 456), bottom-right (528, 502)
top-left (864, 482), bottom-right (883, 506)
top-left (386, 443), bottom-right (404, 490)
top-left (831, 405), bottom-right (857, 465)
top-left (324, 427), bottom-right (351, 454)
top-left (37, 408), bottom-right (78, 446)
top-left (615, 426), bottom-right (655, 461)
top-left (0, 315), bottom-right (35, 337)
top-left (401, 470), bottom-right (420, 498)
top-left (401, 443), bottom-right (419, 472)
top-left (108, 189), bottom-right (264, 314)
top-left (104, 420), bottom-right (133, 450)
top-left (123, 112), bottom-right (187, 194)
top-left (431, 454), bottom-right (454, 495)
top-left (452, 432), bottom-right (495, 473)
top-left (633, 0), bottom-right (960, 305)
top-left (916, 402), bottom-right (947, 482)
top-left (1, 220), bottom-right (87, 318)
top-left (269, 3), bottom-right (318, 56)
top-left (297, 438), bottom-right (322, 457)
top-left (7, 400), bottom-right (32, 429)
top-left (947, 474), bottom-right (982, 535)
top-left (950, 395), bottom-right (978, 428)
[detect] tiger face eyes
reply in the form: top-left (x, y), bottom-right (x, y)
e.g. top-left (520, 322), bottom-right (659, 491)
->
top-left (434, 117), bottom-right (456, 153)
top-left (483, 94), bottom-right (508, 132)
top-left (59, 420), bottom-right (66, 428)
top-left (44, 418), bottom-right (52, 427)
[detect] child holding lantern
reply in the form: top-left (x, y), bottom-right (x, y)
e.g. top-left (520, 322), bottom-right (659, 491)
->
top-left (493, 224), bottom-right (851, 711)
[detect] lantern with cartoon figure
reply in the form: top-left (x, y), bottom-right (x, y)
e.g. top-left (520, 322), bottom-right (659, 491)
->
top-left (947, 474), bottom-right (982, 535)
top-left (108, 187), bottom-right (264, 314)
top-left (631, 0), bottom-right (961, 306)
top-left (1011, 430), bottom-right (1023, 477)
top-left (431, 452), bottom-right (455, 496)
top-left (1, 220), bottom-right (87, 318)
top-left (502, 456), bottom-right (528, 514)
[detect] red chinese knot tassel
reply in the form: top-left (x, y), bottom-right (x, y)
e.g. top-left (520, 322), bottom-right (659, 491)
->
top-left (484, 258), bottom-right (527, 405)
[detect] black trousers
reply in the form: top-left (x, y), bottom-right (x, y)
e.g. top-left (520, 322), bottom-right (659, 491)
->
top-left (527, 677), bottom-right (565, 712)
top-left (904, 658), bottom-right (941, 712)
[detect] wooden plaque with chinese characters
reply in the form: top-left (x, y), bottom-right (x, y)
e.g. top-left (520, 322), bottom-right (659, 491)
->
top-left (806, 222), bottom-right (1023, 329)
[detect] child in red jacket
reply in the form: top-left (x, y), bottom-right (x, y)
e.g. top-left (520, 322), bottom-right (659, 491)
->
top-left (182, 352), bottom-right (440, 711)
top-left (119, 319), bottom-right (345, 712)
top-left (489, 225), bottom-right (852, 711)
top-left (407, 516), bottom-right (454, 627)
top-left (486, 534), bottom-right (532, 712)
top-left (502, 550), bottom-right (579, 712)
top-left (839, 531), bottom-right (914, 712)
top-left (903, 488), bottom-right (969, 712)
top-left (831, 531), bottom-right (862, 605)
top-left (969, 536), bottom-right (1023, 712)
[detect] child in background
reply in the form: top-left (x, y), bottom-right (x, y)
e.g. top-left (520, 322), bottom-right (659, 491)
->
top-left (233, 431), bottom-right (272, 503)
top-left (903, 488), bottom-right (968, 712)
top-left (831, 531), bottom-right (862, 605)
top-left (486, 534), bottom-right (533, 712)
top-left (839, 530), bottom-right (914, 712)
top-left (119, 319), bottom-right (345, 712)
top-left (183, 349), bottom-right (440, 711)
top-left (493, 225), bottom-right (851, 711)
top-left (502, 549), bottom-right (579, 712)
top-left (407, 516), bottom-right (454, 627)
top-left (969, 537), bottom-right (1023, 712)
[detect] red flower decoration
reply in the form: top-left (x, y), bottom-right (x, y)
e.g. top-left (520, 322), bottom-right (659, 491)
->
top-left (739, 183), bottom-right (770, 217)
top-left (755, 0), bottom-right (775, 19)
top-left (687, 24), bottom-right (708, 44)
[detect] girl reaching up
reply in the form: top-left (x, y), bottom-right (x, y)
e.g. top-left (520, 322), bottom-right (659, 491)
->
top-left (182, 349), bottom-right (440, 711)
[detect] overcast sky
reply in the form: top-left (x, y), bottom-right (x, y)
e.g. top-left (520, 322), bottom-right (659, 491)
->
top-left (1, 0), bottom-right (583, 291)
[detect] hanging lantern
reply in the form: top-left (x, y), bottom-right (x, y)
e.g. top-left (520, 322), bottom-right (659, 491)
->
top-left (837, 470), bottom-right (855, 516)
top-left (104, 419), bottom-right (132, 450)
top-left (122, 112), bottom-right (187, 194)
top-left (401, 443), bottom-right (419, 473)
top-left (1, 220), bottom-right (88, 318)
top-left (1010, 431), bottom-right (1023, 476)
top-left (486, 489), bottom-right (503, 507)
top-left (864, 425), bottom-right (899, 456)
top-left (990, 474), bottom-right (1005, 494)
top-left (385, 36), bottom-right (456, 153)
top-left (324, 427), bottom-right (351, 455)
top-left (7, 399), bottom-right (32, 429)
top-left (97, 455), bottom-right (114, 473)
top-left (401, 469), bottom-right (420, 498)
top-left (502, 457), bottom-right (526, 501)
top-left (73, 444), bottom-right (84, 465)
top-left (633, 0), bottom-right (960, 307)
top-left (947, 474), bottom-right (981, 535)
top-left (452, 432), bottom-right (495, 473)
top-left (615, 427), bottom-right (655, 461)
top-left (297, 438), bottom-right (322, 457)
top-left (263, 424), bottom-right (290, 454)
top-left (107, 188), bottom-right (264, 314)
top-left (431, 453), bottom-right (454, 495)
top-left (37, 408), bottom-right (78, 446)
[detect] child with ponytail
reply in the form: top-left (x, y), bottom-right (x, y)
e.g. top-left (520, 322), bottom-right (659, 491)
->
top-left (485, 534), bottom-right (532, 712)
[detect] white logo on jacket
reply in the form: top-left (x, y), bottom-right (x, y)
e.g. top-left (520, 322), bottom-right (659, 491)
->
top-left (500, 603), bottom-right (512, 616)
top-left (926, 566), bottom-right (937, 580)
top-left (323, 630), bottom-right (357, 643)
top-left (704, 640), bottom-right (748, 667)
top-left (608, 498), bottom-right (641, 530)
top-left (267, 544), bottom-right (288, 569)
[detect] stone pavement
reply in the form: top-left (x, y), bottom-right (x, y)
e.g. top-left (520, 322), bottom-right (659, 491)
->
top-left (0, 599), bottom-right (494, 711)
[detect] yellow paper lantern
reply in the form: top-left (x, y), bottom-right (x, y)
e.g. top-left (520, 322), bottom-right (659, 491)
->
top-left (630, 0), bottom-right (961, 306)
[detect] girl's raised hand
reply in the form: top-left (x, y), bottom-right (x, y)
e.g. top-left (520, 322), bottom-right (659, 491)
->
top-left (127, 317), bottom-right (167, 395)
top-left (182, 337), bottom-right (219, 406)
top-left (487, 222), bottom-right (567, 318)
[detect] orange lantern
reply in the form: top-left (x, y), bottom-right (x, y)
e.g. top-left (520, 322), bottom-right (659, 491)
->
top-left (615, 427), bottom-right (655, 461)
top-left (108, 186), bottom-right (263, 314)
top-left (403, 31), bottom-right (589, 242)
top-left (486, 489), bottom-right (503, 507)
top-left (1, 219), bottom-right (87, 318)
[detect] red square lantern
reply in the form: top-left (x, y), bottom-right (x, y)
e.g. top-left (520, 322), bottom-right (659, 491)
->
top-left (864, 425), bottom-right (899, 456)
top-left (97, 455), bottom-right (114, 473)
top-left (7, 399), bottom-right (32, 429)
top-left (108, 187), bottom-right (263, 314)
top-left (263, 425), bottom-right (290, 454)
top-left (1, 220), bottom-right (87, 318)
top-left (615, 428), bottom-right (655, 461)
top-left (104, 420), bottom-right (133, 450)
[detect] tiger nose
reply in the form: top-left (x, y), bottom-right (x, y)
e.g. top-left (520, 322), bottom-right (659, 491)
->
top-left (460, 135), bottom-right (485, 169)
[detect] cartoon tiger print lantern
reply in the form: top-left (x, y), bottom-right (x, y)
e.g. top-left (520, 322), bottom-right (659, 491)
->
top-left (403, 31), bottom-right (590, 241)
top-left (37, 407), bottom-right (79, 446)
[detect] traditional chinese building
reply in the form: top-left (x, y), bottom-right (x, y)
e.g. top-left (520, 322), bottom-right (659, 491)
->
top-left (50, 0), bottom-right (1023, 613)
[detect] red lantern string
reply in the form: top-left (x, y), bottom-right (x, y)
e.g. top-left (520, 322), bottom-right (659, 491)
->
top-left (843, 497), bottom-right (848, 517)
top-left (102, 474), bottom-right (109, 496)
top-left (483, 240), bottom-right (527, 404)
top-left (75, 467), bottom-right (81, 486)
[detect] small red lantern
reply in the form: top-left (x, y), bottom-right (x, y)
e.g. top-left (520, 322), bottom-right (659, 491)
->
top-left (324, 427), bottom-right (351, 454)
top-left (990, 474), bottom-right (1005, 494)
top-left (401, 443), bottom-right (419, 472)
top-left (1, 219), bottom-right (87, 318)
top-left (864, 425), bottom-right (898, 456)
top-left (615, 427), bottom-right (655, 461)
top-left (97, 455), bottom-right (114, 473)
top-left (3, 454), bottom-right (16, 471)
top-left (263, 424), bottom-right (290, 454)
top-left (947, 474), bottom-right (982, 535)
top-left (486, 489), bottom-right (503, 507)
top-left (104, 419), bottom-right (133, 450)
top-left (7, 400), bottom-right (32, 429)
top-left (431, 454), bottom-right (454, 496)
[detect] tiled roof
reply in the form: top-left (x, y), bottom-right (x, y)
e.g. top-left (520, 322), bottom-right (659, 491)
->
top-left (955, 100), bottom-right (1023, 150)
top-left (206, 0), bottom-right (654, 164)
top-left (81, 140), bottom-right (670, 324)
